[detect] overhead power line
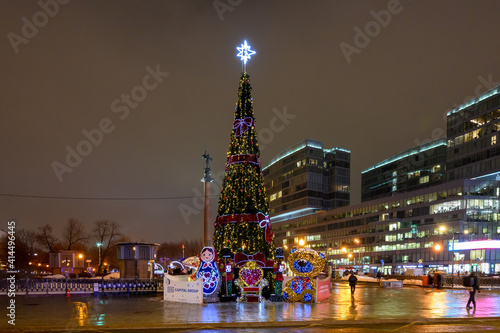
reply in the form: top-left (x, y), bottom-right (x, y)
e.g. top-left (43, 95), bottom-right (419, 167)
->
top-left (0, 193), bottom-right (220, 201)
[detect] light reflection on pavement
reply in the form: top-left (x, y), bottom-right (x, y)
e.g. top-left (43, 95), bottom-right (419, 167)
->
top-left (3, 282), bottom-right (500, 331)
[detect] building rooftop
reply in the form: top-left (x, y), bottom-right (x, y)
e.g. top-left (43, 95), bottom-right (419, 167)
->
top-left (447, 84), bottom-right (500, 116)
top-left (263, 138), bottom-right (350, 170)
top-left (361, 138), bottom-right (447, 174)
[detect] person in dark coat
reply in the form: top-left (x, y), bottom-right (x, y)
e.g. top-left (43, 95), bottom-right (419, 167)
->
top-left (436, 273), bottom-right (442, 289)
top-left (348, 272), bottom-right (358, 297)
top-left (466, 272), bottom-right (480, 308)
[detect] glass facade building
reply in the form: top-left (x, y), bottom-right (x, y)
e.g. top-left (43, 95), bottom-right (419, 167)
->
top-left (447, 86), bottom-right (500, 181)
top-left (269, 85), bottom-right (500, 275)
top-left (273, 177), bottom-right (500, 275)
top-left (263, 139), bottom-right (350, 223)
top-left (361, 138), bottom-right (447, 202)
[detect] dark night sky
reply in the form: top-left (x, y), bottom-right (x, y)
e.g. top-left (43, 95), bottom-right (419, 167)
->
top-left (1, 0), bottom-right (500, 243)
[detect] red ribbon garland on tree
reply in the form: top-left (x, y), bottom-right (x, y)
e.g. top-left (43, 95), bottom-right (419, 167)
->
top-left (225, 154), bottom-right (260, 170)
top-left (233, 117), bottom-right (254, 137)
top-left (257, 212), bottom-right (273, 244)
top-left (214, 213), bottom-right (273, 244)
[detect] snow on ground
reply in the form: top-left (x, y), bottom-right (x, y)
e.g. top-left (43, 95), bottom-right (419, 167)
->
top-left (89, 272), bottom-right (120, 280)
top-left (340, 275), bottom-right (422, 285)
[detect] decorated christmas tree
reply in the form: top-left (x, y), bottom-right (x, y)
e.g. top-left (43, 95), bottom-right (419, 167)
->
top-left (213, 41), bottom-right (275, 259)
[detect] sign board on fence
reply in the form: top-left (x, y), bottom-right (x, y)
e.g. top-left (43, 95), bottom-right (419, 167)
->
top-left (315, 276), bottom-right (331, 302)
top-left (164, 274), bottom-right (203, 304)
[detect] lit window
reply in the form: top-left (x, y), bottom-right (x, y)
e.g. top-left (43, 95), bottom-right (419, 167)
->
top-left (419, 176), bottom-right (429, 184)
top-left (432, 165), bottom-right (441, 172)
top-left (278, 191), bottom-right (282, 198)
top-left (270, 194), bottom-right (277, 201)
top-left (492, 135), bottom-right (497, 146)
top-left (392, 171), bottom-right (397, 177)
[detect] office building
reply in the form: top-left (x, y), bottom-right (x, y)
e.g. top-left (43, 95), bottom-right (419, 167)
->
top-left (447, 85), bottom-right (500, 181)
top-left (361, 138), bottom-right (447, 202)
top-left (273, 176), bottom-right (500, 275)
top-left (263, 139), bottom-right (350, 223)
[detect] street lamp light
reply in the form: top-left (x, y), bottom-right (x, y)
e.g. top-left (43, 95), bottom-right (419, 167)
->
top-left (354, 239), bottom-right (362, 267)
top-left (440, 226), bottom-right (468, 288)
top-left (97, 242), bottom-right (102, 271)
top-left (298, 239), bottom-right (305, 247)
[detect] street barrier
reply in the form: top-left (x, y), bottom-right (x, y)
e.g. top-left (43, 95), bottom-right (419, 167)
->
top-left (0, 277), bottom-right (162, 296)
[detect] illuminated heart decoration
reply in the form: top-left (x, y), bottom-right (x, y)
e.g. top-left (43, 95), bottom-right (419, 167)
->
top-left (239, 261), bottom-right (263, 287)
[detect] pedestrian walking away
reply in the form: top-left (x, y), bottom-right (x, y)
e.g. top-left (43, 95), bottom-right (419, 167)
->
top-left (428, 272), bottom-right (434, 289)
top-left (436, 273), bottom-right (442, 289)
top-left (466, 272), bottom-right (480, 308)
top-left (376, 270), bottom-right (382, 282)
top-left (349, 272), bottom-right (357, 297)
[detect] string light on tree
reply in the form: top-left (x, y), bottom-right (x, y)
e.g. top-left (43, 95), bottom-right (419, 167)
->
top-left (212, 41), bottom-right (274, 259)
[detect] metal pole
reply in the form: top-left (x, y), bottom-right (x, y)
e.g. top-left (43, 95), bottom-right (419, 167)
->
top-left (203, 181), bottom-right (211, 247)
top-left (451, 232), bottom-right (454, 288)
top-left (202, 151), bottom-right (214, 247)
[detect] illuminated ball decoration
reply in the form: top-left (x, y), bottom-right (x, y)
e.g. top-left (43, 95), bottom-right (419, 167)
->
top-left (283, 247), bottom-right (326, 303)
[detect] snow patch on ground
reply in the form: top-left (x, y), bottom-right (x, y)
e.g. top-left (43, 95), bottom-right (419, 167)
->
top-left (340, 275), bottom-right (422, 285)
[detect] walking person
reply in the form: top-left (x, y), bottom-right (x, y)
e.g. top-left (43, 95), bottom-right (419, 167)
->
top-left (349, 272), bottom-right (358, 297)
top-left (428, 272), bottom-right (434, 289)
top-left (466, 272), bottom-right (480, 308)
top-left (436, 273), bottom-right (442, 289)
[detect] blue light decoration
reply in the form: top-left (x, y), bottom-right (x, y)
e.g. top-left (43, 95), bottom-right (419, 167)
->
top-left (236, 40), bottom-right (256, 70)
top-left (195, 246), bottom-right (221, 299)
top-left (293, 259), bottom-right (314, 274)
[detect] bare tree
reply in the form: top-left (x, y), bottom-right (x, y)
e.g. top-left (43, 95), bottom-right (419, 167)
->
top-left (92, 220), bottom-right (121, 273)
top-left (157, 238), bottom-right (203, 262)
top-left (17, 229), bottom-right (40, 256)
top-left (36, 224), bottom-right (60, 253)
top-left (63, 218), bottom-right (88, 250)
top-left (1, 228), bottom-right (43, 275)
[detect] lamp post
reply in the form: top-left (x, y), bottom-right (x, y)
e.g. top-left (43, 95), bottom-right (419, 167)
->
top-left (354, 239), bottom-right (361, 268)
top-left (97, 242), bottom-right (102, 271)
top-left (440, 226), bottom-right (469, 288)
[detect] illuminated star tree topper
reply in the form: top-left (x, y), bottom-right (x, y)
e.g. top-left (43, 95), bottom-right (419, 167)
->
top-left (236, 40), bottom-right (256, 71)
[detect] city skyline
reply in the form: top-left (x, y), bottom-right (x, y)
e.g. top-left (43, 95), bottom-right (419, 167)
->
top-left (1, 1), bottom-right (500, 243)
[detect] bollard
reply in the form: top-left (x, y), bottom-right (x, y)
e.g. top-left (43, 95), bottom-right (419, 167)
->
top-left (93, 283), bottom-right (99, 296)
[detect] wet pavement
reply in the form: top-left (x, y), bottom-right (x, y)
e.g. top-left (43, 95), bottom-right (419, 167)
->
top-left (2, 282), bottom-right (500, 331)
